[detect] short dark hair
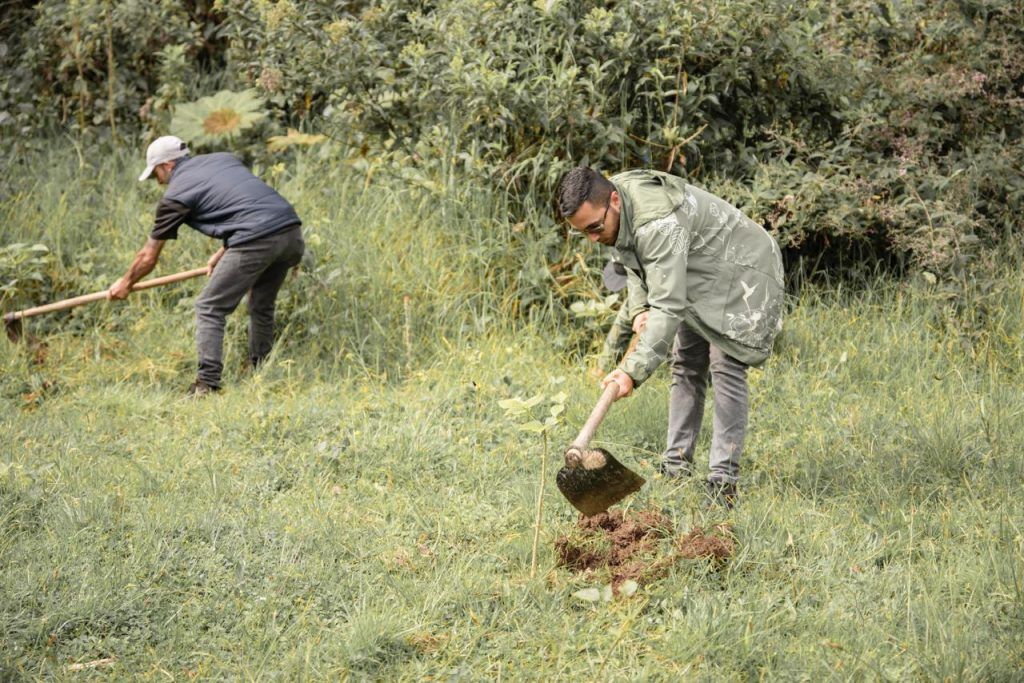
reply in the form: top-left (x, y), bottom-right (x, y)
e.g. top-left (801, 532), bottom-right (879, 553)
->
top-left (557, 167), bottom-right (614, 218)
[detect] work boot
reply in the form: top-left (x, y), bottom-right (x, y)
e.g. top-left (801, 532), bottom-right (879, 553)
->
top-left (702, 479), bottom-right (737, 510)
top-left (186, 380), bottom-right (220, 397)
top-left (657, 448), bottom-right (692, 479)
top-left (657, 459), bottom-right (693, 479)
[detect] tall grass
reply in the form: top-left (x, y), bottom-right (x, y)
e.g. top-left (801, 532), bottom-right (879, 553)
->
top-left (1, 147), bottom-right (1022, 679)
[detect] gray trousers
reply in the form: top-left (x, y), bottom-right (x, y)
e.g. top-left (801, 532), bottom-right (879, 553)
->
top-left (194, 226), bottom-right (304, 388)
top-left (662, 324), bottom-right (749, 485)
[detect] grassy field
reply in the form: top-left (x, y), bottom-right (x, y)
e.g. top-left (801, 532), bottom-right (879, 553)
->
top-left (2, 149), bottom-right (1023, 679)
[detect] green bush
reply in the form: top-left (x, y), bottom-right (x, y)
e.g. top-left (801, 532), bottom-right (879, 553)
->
top-left (208, 0), bottom-right (1024, 276)
top-left (0, 0), bottom-right (222, 140)
top-left (1, 0), bottom-right (1021, 279)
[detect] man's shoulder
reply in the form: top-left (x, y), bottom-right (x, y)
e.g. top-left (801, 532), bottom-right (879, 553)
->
top-left (610, 168), bottom-right (680, 186)
top-left (167, 153), bottom-right (247, 190)
top-left (612, 169), bottom-right (690, 228)
top-left (612, 169), bottom-right (688, 201)
top-left (187, 152), bottom-right (244, 169)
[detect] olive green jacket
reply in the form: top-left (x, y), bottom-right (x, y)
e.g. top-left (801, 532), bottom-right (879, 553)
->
top-left (610, 170), bottom-right (784, 386)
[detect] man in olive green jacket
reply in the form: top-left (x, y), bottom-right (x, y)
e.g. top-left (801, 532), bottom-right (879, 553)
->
top-left (558, 167), bottom-right (784, 508)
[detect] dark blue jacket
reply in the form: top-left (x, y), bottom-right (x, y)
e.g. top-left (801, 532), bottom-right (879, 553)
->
top-left (161, 153), bottom-right (301, 247)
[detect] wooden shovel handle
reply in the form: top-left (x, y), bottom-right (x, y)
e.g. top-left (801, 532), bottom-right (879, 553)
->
top-left (569, 334), bottom-right (640, 451)
top-left (2, 267), bottom-right (208, 323)
top-left (571, 381), bottom-right (620, 451)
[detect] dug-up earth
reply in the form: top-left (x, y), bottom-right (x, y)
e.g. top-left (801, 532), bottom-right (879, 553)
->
top-left (554, 508), bottom-right (735, 592)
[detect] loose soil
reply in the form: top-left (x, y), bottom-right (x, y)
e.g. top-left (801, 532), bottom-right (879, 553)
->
top-left (676, 525), bottom-right (735, 561)
top-left (555, 508), bottom-right (735, 592)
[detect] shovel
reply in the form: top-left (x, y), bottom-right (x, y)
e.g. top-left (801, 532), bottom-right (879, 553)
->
top-left (556, 381), bottom-right (646, 517)
top-left (4, 267), bottom-right (208, 342)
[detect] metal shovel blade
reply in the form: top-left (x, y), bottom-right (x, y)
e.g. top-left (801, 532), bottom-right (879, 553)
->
top-left (4, 315), bottom-right (23, 343)
top-left (556, 447), bottom-right (645, 517)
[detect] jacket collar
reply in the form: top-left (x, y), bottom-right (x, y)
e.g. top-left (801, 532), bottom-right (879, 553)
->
top-left (611, 179), bottom-right (636, 251)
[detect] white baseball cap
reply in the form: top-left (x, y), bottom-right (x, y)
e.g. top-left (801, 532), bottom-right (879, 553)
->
top-left (138, 135), bottom-right (189, 181)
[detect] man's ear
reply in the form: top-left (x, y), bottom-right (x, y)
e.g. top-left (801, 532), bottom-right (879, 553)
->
top-left (610, 190), bottom-right (620, 210)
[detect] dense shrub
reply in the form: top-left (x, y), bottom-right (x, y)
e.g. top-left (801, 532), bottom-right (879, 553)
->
top-left (0, 0), bottom-right (227, 141)
top-left (224, 1), bottom-right (843, 190)
top-left (1, 0), bottom-right (1021, 279)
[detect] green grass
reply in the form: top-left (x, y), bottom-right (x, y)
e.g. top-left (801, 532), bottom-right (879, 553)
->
top-left (2, 147), bottom-right (1023, 679)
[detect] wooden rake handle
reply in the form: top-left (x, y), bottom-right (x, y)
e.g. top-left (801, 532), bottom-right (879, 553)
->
top-left (2, 267), bottom-right (208, 323)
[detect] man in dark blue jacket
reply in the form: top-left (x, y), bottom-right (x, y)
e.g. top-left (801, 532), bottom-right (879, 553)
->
top-left (108, 135), bottom-right (305, 395)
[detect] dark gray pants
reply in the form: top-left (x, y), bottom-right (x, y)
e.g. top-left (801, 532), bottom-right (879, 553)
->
top-left (662, 324), bottom-right (749, 485)
top-left (194, 226), bottom-right (304, 388)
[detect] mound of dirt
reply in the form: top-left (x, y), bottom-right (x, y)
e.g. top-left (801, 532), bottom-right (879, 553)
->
top-left (555, 509), bottom-right (735, 592)
top-left (677, 525), bottom-right (735, 561)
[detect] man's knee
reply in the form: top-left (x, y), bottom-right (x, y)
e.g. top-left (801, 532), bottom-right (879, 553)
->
top-left (195, 297), bottom-right (236, 328)
top-left (195, 297), bottom-right (217, 318)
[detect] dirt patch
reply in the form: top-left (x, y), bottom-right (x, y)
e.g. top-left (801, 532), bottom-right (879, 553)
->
top-left (677, 525), bottom-right (735, 561)
top-left (555, 509), bottom-right (735, 592)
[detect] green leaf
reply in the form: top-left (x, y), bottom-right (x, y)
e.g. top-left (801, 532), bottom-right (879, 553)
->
top-left (573, 587), bottom-right (602, 602)
top-left (267, 128), bottom-right (327, 152)
top-left (522, 394), bottom-right (545, 408)
top-left (519, 421), bottom-right (546, 434)
top-left (570, 299), bottom-right (611, 317)
top-left (498, 398), bottom-right (525, 412)
top-left (171, 89), bottom-right (267, 146)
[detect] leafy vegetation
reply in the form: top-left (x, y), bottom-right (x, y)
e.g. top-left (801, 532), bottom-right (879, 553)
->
top-left (2, 0), bottom-right (1022, 278)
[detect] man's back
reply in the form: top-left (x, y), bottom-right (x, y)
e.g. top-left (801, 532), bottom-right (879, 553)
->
top-left (164, 153), bottom-right (300, 247)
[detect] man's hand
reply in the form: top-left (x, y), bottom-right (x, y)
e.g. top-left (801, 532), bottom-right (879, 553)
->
top-left (206, 247), bottom-right (226, 276)
top-left (110, 238), bottom-right (165, 300)
top-left (601, 369), bottom-right (634, 400)
top-left (107, 278), bottom-right (132, 301)
top-left (632, 310), bottom-right (650, 334)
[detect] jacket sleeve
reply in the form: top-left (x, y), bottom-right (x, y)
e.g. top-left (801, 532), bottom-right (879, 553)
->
top-left (618, 213), bottom-right (690, 387)
top-left (623, 269), bottom-right (649, 321)
top-left (149, 198), bottom-right (191, 241)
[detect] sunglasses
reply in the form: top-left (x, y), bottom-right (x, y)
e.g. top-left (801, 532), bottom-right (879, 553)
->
top-left (578, 202), bottom-right (610, 235)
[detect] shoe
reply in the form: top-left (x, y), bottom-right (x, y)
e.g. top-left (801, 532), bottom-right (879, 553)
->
top-left (657, 460), bottom-right (692, 479)
top-left (187, 380), bottom-right (220, 397)
top-left (702, 479), bottom-right (737, 510)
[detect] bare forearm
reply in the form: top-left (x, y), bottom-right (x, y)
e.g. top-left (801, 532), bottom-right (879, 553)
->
top-left (122, 238), bottom-right (165, 286)
top-left (122, 251), bottom-right (158, 286)
top-left (109, 239), bottom-right (165, 300)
